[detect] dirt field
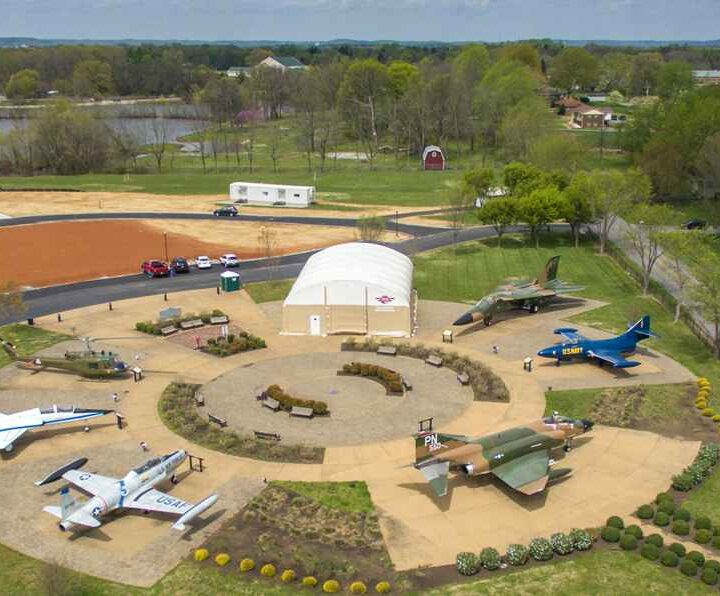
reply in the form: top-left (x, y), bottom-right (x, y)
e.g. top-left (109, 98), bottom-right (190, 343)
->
top-left (0, 219), bottom-right (389, 287)
top-left (0, 191), bottom-right (418, 218)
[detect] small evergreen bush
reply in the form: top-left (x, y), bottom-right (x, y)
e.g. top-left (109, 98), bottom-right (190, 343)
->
top-left (506, 544), bottom-right (529, 566)
top-left (672, 520), bottom-right (690, 535)
top-left (680, 560), bottom-right (698, 576)
top-left (624, 525), bottom-right (643, 539)
top-left (260, 563), bottom-right (276, 577)
top-left (713, 536), bottom-right (720, 549)
top-left (695, 516), bottom-right (713, 530)
top-left (705, 560), bottom-right (720, 573)
top-left (456, 552), bottom-right (480, 575)
top-left (619, 534), bottom-right (638, 550)
top-left (701, 568), bottom-right (719, 586)
top-left (653, 511), bottom-right (670, 526)
top-left (194, 548), bottom-right (209, 561)
top-left (239, 558), bottom-right (255, 572)
top-left (375, 582), bottom-right (392, 594)
top-left (669, 543), bottom-right (687, 557)
top-left (302, 576), bottom-right (319, 587)
top-left (350, 581), bottom-right (368, 594)
top-left (569, 528), bottom-right (593, 551)
top-left (606, 516), bottom-right (624, 529)
top-left (641, 544), bottom-right (660, 561)
top-left (658, 501), bottom-right (676, 516)
top-left (601, 526), bottom-right (621, 542)
top-left (529, 538), bottom-right (554, 561)
top-left (322, 579), bottom-right (341, 593)
top-left (696, 529), bottom-right (713, 544)
top-left (479, 547), bottom-right (501, 570)
top-left (636, 504), bottom-right (654, 519)
top-left (281, 569), bottom-right (296, 583)
top-left (214, 553), bottom-right (230, 566)
top-left (645, 534), bottom-right (664, 548)
top-left (673, 508), bottom-right (691, 522)
top-left (661, 551), bottom-right (679, 567)
top-left (687, 551), bottom-right (706, 567)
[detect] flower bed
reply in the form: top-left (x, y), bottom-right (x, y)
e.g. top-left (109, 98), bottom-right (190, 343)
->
top-left (203, 331), bottom-right (266, 357)
top-left (266, 384), bottom-right (329, 416)
top-left (338, 362), bottom-right (404, 395)
top-left (135, 309), bottom-right (228, 335)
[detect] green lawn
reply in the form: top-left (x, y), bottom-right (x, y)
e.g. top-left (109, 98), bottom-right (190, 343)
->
top-left (244, 280), bottom-right (295, 303)
top-left (271, 481), bottom-right (374, 513)
top-left (683, 467), bottom-right (720, 527)
top-left (0, 323), bottom-right (69, 368)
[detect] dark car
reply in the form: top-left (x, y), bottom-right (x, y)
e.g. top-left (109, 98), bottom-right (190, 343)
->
top-left (213, 206), bottom-right (238, 217)
top-left (141, 260), bottom-right (170, 278)
top-left (682, 219), bottom-right (707, 230)
top-left (170, 257), bottom-right (190, 273)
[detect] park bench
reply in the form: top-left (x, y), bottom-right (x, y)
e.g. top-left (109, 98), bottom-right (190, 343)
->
top-left (377, 345), bottom-right (397, 356)
top-left (255, 389), bottom-right (268, 401)
top-left (180, 319), bottom-right (204, 330)
top-left (457, 372), bottom-right (470, 386)
top-left (402, 376), bottom-right (413, 391)
top-left (290, 406), bottom-right (314, 418)
top-left (208, 413), bottom-right (227, 427)
top-left (194, 391), bottom-right (205, 406)
top-left (263, 397), bottom-right (280, 412)
top-left (210, 315), bottom-right (229, 325)
top-left (254, 430), bottom-right (281, 442)
top-left (425, 355), bottom-right (443, 367)
top-left (160, 325), bottom-right (178, 336)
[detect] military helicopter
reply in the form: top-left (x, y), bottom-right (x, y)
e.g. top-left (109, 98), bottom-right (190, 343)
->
top-left (1, 336), bottom-right (130, 379)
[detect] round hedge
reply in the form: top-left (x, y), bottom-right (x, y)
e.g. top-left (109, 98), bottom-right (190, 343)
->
top-left (636, 504), bottom-right (654, 520)
top-left (645, 533), bottom-right (664, 548)
top-left (712, 536), bottom-right (720, 550)
top-left (680, 560), bottom-right (698, 576)
top-left (641, 544), bottom-right (660, 561)
top-left (260, 564), bottom-right (276, 577)
top-left (672, 520), bottom-right (690, 535)
top-left (322, 579), bottom-right (341, 593)
top-left (456, 552), bottom-right (480, 576)
top-left (606, 516), bottom-right (624, 529)
top-left (239, 558), bottom-right (255, 572)
top-left (550, 533), bottom-right (574, 556)
top-left (696, 529), bottom-right (713, 544)
top-left (350, 581), bottom-right (367, 594)
top-left (624, 525), bottom-right (643, 539)
top-left (480, 547), bottom-right (501, 570)
top-left (506, 544), bottom-right (529, 566)
top-left (619, 534), bottom-right (638, 551)
top-left (281, 569), bottom-right (296, 583)
top-left (214, 553), bottom-right (231, 567)
top-left (569, 528), bottom-right (593, 551)
top-left (669, 543), bottom-right (687, 558)
top-left (658, 501), bottom-right (676, 516)
top-left (528, 538), bottom-right (554, 561)
top-left (702, 408), bottom-right (715, 417)
top-left (695, 516), bottom-right (713, 530)
top-left (705, 560), bottom-right (720, 573)
top-left (303, 577), bottom-right (319, 587)
top-left (601, 526), bottom-right (621, 543)
top-left (673, 508), bottom-right (691, 522)
top-left (375, 582), bottom-right (392, 594)
top-left (687, 551), bottom-right (706, 567)
top-left (701, 568), bottom-right (719, 586)
top-left (194, 548), bottom-right (209, 562)
top-left (653, 511), bottom-right (670, 526)
top-left (661, 551), bottom-right (680, 567)
top-left (655, 492), bottom-right (674, 505)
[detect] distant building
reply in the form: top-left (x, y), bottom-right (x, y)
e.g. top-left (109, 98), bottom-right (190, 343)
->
top-left (226, 66), bottom-right (253, 78)
top-left (422, 145), bottom-right (446, 170)
top-left (568, 104), bottom-right (614, 129)
top-left (258, 56), bottom-right (308, 72)
top-left (229, 181), bottom-right (315, 208)
top-left (693, 70), bottom-right (720, 86)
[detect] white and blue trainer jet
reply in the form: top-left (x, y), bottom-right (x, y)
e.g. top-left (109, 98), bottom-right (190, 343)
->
top-left (39, 449), bottom-right (218, 532)
top-left (0, 405), bottom-right (113, 452)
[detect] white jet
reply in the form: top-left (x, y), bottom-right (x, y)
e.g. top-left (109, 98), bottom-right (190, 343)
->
top-left (0, 405), bottom-right (113, 452)
top-left (40, 449), bottom-right (218, 532)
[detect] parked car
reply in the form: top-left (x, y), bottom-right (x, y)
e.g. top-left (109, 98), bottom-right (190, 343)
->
top-left (170, 257), bottom-right (190, 273)
top-left (141, 260), bottom-right (169, 278)
top-left (213, 206), bottom-right (238, 217)
top-left (196, 256), bottom-right (212, 269)
top-left (219, 253), bottom-right (240, 267)
top-left (682, 219), bottom-right (707, 230)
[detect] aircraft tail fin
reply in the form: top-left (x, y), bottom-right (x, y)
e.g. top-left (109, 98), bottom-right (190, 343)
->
top-left (60, 486), bottom-right (76, 519)
top-left (414, 431), bottom-right (469, 465)
top-left (0, 339), bottom-right (17, 361)
top-left (626, 315), bottom-right (655, 340)
top-left (536, 256), bottom-right (560, 286)
top-left (43, 506), bottom-right (63, 520)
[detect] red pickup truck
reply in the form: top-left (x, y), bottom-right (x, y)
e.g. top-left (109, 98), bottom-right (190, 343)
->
top-left (141, 260), bottom-right (170, 278)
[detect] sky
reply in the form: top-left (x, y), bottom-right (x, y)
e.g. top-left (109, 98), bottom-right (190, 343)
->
top-left (0, 0), bottom-right (719, 42)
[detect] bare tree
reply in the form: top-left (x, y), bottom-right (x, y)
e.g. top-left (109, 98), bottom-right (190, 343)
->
top-left (269, 126), bottom-right (284, 173)
top-left (625, 203), bottom-right (676, 294)
top-left (147, 116), bottom-right (169, 173)
top-left (257, 225), bottom-right (279, 279)
top-left (658, 231), bottom-right (698, 323)
top-left (357, 216), bottom-right (386, 242)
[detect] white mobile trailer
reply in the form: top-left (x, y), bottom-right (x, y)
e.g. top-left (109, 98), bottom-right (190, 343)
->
top-left (229, 182), bottom-right (315, 207)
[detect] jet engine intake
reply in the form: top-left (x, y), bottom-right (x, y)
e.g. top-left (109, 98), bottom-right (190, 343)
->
top-left (58, 521), bottom-right (74, 532)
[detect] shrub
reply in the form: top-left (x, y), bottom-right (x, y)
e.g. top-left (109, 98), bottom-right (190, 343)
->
top-left (480, 547), bottom-right (501, 570)
top-left (506, 543), bottom-right (530, 565)
top-left (661, 551), bottom-right (679, 567)
top-left (695, 516), bottom-right (713, 530)
top-left (658, 501), bottom-right (676, 515)
top-left (672, 520), bottom-right (690, 536)
top-left (712, 536), bottom-right (720, 549)
top-left (260, 564), bottom-right (276, 577)
top-left (655, 491), bottom-right (674, 505)
top-left (194, 548), bottom-right (209, 562)
top-left (624, 525), bottom-right (643, 539)
top-left (214, 553), bottom-right (231, 566)
top-left (636, 504), bottom-right (654, 519)
top-left (266, 384), bottom-right (329, 416)
top-left (645, 534), bottom-right (664, 548)
top-left (606, 516), bottom-right (624, 529)
top-left (569, 529), bottom-right (593, 551)
top-left (375, 582), bottom-right (392, 594)
top-left (672, 472), bottom-right (694, 492)
top-left (713, 415), bottom-right (720, 422)
top-left (550, 533), bottom-right (574, 555)
top-left (529, 538), bottom-right (554, 561)
top-left (619, 534), bottom-right (638, 550)
top-left (696, 401), bottom-right (708, 410)
top-left (601, 526), bottom-right (621, 543)
top-left (456, 552), bottom-right (480, 575)
top-left (239, 558), bottom-right (255, 572)
top-left (303, 576), bottom-right (319, 587)
top-left (281, 569), bottom-right (296, 583)
top-left (641, 544), bottom-right (660, 561)
top-left (653, 511), bottom-right (670, 526)
top-left (322, 579), bottom-right (341, 593)
top-left (669, 543), bottom-right (687, 557)
top-left (687, 551), bottom-right (706, 566)
top-left (350, 581), bottom-right (368, 594)
top-left (680, 560), bottom-right (698, 576)
top-left (341, 362), bottom-right (404, 393)
top-left (706, 560), bottom-right (720, 573)
top-left (674, 508), bottom-right (691, 522)
top-left (697, 529), bottom-right (713, 544)
top-left (702, 568), bottom-right (719, 586)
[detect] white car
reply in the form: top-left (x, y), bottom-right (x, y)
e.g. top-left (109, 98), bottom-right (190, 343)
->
top-left (219, 253), bottom-right (240, 267)
top-left (196, 256), bottom-right (212, 269)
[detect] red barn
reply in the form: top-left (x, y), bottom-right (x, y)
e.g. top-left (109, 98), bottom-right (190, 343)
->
top-left (422, 145), bottom-right (446, 170)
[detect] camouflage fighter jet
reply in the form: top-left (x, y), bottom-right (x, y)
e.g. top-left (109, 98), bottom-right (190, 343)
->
top-left (413, 414), bottom-right (593, 497)
top-left (453, 256), bottom-right (584, 327)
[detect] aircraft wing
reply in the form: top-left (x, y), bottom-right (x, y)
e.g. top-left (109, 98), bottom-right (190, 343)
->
top-left (497, 287), bottom-right (555, 302)
top-left (553, 327), bottom-right (587, 342)
top-left (491, 450), bottom-right (550, 496)
top-left (416, 461), bottom-right (450, 497)
top-left (587, 349), bottom-right (640, 368)
top-left (64, 509), bottom-right (102, 528)
top-left (124, 488), bottom-right (195, 516)
top-left (0, 428), bottom-right (27, 450)
top-left (62, 470), bottom-right (119, 496)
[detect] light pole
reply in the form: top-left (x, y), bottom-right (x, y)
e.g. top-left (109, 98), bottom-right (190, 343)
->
top-left (395, 210), bottom-right (399, 238)
top-left (163, 232), bottom-right (168, 262)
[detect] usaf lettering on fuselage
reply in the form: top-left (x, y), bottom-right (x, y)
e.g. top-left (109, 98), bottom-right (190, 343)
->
top-left (156, 495), bottom-right (188, 509)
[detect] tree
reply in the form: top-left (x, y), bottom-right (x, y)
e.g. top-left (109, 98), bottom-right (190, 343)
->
top-left (452, 44), bottom-right (490, 88)
top-left (561, 174), bottom-right (594, 247)
top-left (499, 97), bottom-right (553, 161)
top-left (72, 60), bottom-right (114, 97)
top-left (257, 225), bottom-right (279, 279)
top-left (529, 134), bottom-right (586, 174)
top-left (550, 48), bottom-right (599, 92)
top-left (629, 53), bottom-right (662, 96)
top-left (462, 167), bottom-right (495, 203)
top-left (503, 161), bottom-right (544, 196)
top-left (147, 117), bottom-right (169, 173)
top-left (693, 253), bottom-right (720, 357)
top-left (657, 61), bottom-right (694, 99)
top-left (657, 231), bottom-right (699, 322)
top-left (478, 197), bottom-right (518, 247)
top-left (624, 203), bottom-right (676, 294)
top-left (4, 69), bottom-right (40, 99)
top-left (249, 48), bottom-right (273, 65)
top-left (447, 184), bottom-right (476, 250)
top-left (518, 186), bottom-right (563, 248)
top-left (250, 65), bottom-right (289, 120)
top-left (200, 77), bottom-right (244, 125)
top-left (357, 216), bottom-right (386, 242)
top-left (599, 52), bottom-right (632, 94)
top-left (499, 43), bottom-right (541, 71)
top-left (695, 132), bottom-right (720, 196)
top-left (0, 281), bottom-right (26, 323)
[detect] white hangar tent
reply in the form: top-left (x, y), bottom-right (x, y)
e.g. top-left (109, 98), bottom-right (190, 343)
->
top-left (282, 242), bottom-right (415, 337)
top-left (229, 181), bottom-right (315, 207)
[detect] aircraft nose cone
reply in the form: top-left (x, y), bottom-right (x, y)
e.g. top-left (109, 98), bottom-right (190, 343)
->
top-left (581, 419), bottom-right (594, 432)
top-left (453, 312), bottom-right (473, 326)
top-left (537, 347), bottom-right (555, 358)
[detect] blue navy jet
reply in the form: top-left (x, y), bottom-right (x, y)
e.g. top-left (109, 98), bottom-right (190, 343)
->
top-left (537, 315), bottom-right (655, 368)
